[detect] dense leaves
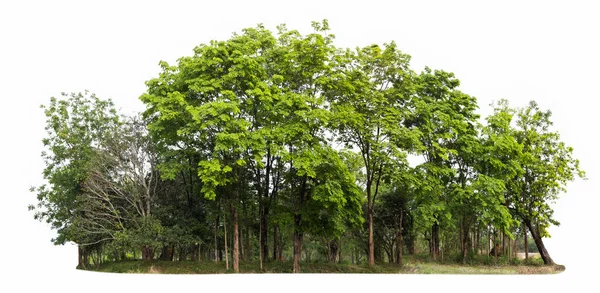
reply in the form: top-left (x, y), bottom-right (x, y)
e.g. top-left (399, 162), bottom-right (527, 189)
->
top-left (32, 21), bottom-right (583, 271)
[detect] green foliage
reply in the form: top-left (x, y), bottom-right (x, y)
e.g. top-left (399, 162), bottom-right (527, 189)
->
top-left (33, 21), bottom-right (583, 272)
top-left (487, 100), bottom-right (586, 236)
top-left (32, 91), bottom-right (120, 245)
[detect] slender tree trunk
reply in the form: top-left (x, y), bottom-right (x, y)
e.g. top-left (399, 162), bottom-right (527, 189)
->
top-left (259, 205), bottom-right (263, 270)
top-left (232, 203), bottom-right (239, 273)
top-left (432, 223), bottom-right (439, 261)
top-left (260, 205), bottom-right (268, 264)
top-left (524, 223), bottom-right (528, 260)
top-left (293, 214), bottom-right (303, 273)
top-left (366, 178), bottom-right (375, 266)
top-left (471, 229), bottom-right (475, 254)
top-left (493, 230), bottom-right (498, 259)
top-left (525, 219), bottom-right (554, 265)
top-left (338, 237), bottom-right (342, 264)
top-left (395, 211), bottom-right (403, 267)
top-left (459, 219), bottom-right (463, 258)
top-left (273, 225), bottom-right (278, 261)
top-left (78, 246), bottom-right (87, 269)
top-left (328, 239), bottom-right (339, 263)
top-left (440, 238), bottom-right (444, 264)
top-left (245, 223), bottom-right (250, 261)
top-left (487, 226), bottom-right (491, 256)
top-left (508, 237), bottom-right (511, 260)
top-left (513, 235), bottom-right (518, 258)
top-left (475, 226), bottom-right (480, 255)
top-left (460, 218), bottom-right (468, 263)
top-left (502, 231), bottom-right (506, 256)
top-left (214, 216), bottom-right (219, 263)
top-left (428, 232), bottom-right (433, 256)
top-left (239, 225), bottom-right (244, 261)
top-left (368, 207), bottom-right (375, 265)
top-left (293, 176), bottom-right (308, 273)
top-left (224, 211), bottom-right (229, 270)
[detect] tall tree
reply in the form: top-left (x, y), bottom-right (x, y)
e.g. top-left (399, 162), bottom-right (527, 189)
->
top-left (141, 25), bottom-right (279, 271)
top-left (31, 91), bottom-right (120, 267)
top-left (497, 100), bottom-right (585, 265)
top-left (326, 42), bottom-right (414, 265)
top-left (408, 68), bottom-right (466, 261)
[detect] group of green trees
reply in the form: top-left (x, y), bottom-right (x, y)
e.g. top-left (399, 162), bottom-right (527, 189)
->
top-left (31, 21), bottom-right (584, 272)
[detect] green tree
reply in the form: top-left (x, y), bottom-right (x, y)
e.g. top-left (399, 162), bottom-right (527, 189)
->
top-left (31, 91), bottom-right (120, 267)
top-left (141, 25), bottom-right (278, 271)
top-left (407, 68), bottom-right (467, 261)
top-left (326, 42), bottom-right (414, 265)
top-left (497, 100), bottom-right (585, 265)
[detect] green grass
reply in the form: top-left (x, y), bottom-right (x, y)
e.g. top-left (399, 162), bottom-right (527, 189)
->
top-left (88, 255), bottom-right (564, 275)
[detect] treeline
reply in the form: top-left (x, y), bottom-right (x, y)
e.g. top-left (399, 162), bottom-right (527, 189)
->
top-left (31, 21), bottom-right (584, 272)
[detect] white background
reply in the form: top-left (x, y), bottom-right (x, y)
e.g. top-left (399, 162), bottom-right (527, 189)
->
top-left (0, 0), bottom-right (597, 292)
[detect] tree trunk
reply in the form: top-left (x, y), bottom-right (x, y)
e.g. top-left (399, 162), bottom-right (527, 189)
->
top-left (160, 245), bottom-right (174, 261)
top-left (338, 237), bottom-right (342, 264)
top-left (384, 245), bottom-right (393, 263)
top-left (513, 235), bottom-right (518, 258)
top-left (260, 205), bottom-right (268, 264)
top-left (142, 246), bottom-right (153, 260)
top-left (506, 238), bottom-right (512, 259)
top-left (502, 231), bottom-right (506, 256)
top-left (273, 225), bottom-right (278, 261)
top-left (238, 222), bottom-right (241, 260)
top-left (475, 226), bottom-right (480, 255)
top-left (493, 230), bottom-right (498, 260)
top-left (460, 217), bottom-right (469, 263)
top-left (259, 205), bottom-right (264, 270)
top-left (293, 214), bottom-right (303, 273)
top-left (328, 239), bottom-right (339, 263)
top-left (440, 238), bottom-right (444, 263)
top-left (245, 223), bottom-right (250, 261)
top-left (459, 219), bottom-right (463, 258)
top-left (487, 226), bottom-right (491, 256)
top-left (232, 204), bottom-right (240, 273)
top-left (78, 245), bottom-right (87, 269)
top-left (368, 207), bottom-right (375, 265)
top-left (432, 223), bottom-right (439, 261)
top-left (214, 216), bottom-right (219, 263)
top-left (428, 232), bottom-right (433, 256)
top-left (395, 211), bottom-right (403, 267)
top-left (524, 223), bottom-right (528, 260)
top-left (224, 211), bottom-right (229, 270)
top-left (525, 219), bottom-right (554, 265)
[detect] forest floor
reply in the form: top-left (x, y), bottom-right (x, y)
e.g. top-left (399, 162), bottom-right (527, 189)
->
top-left (87, 255), bottom-right (565, 274)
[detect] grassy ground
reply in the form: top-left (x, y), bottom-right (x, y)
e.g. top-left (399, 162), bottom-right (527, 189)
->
top-left (87, 255), bottom-right (565, 274)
